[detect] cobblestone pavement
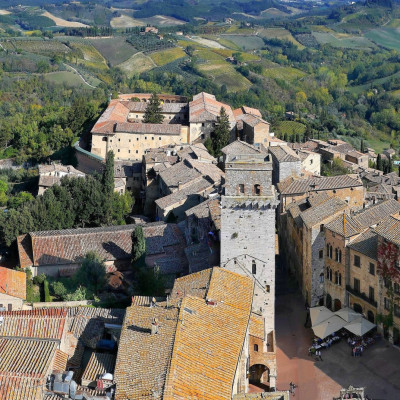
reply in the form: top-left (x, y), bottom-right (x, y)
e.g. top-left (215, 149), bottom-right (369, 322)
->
top-left (275, 269), bottom-right (400, 400)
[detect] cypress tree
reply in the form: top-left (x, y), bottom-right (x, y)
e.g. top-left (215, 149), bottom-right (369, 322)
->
top-left (143, 93), bottom-right (164, 124)
top-left (102, 150), bottom-right (115, 195)
top-left (388, 155), bottom-right (393, 173)
top-left (131, 226), bottom-right (146, 268)
top-left (377, 153), bottom-right (382, 171)
top-left (212, 107), bottom-right (231, 157)
top-left (360, 139), bottom-right (365, 153)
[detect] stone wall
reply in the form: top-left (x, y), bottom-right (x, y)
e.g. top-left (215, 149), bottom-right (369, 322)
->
top-left (0, 293), bottom-right (24, 311)
top-left (75, 142), bottom-right (104, 174)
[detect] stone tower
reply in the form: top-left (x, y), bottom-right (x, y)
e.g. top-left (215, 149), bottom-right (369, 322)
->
top-left (220, 151), bottom-right (279, 389)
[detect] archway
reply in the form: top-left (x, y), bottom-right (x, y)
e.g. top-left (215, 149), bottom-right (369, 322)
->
top-left (249, 364), bottom-right (270, 390)
top-left (367, 310), bottom-right (374, 323)
top-left (334, 299), bottom-right (342, 311)
top-left (353, 303), bottom-right (362, 314)
top-left (326, 294), bottom-right (332, 310)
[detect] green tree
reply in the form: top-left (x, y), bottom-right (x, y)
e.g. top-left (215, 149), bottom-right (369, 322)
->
top-left (131, 225), bottom-right (146, 267)
top-left (51, 281), bottom-right (67, 300)
top-left (77, 252), bottom-right (106, 295)
top-left (143, 93), bottom-right (164, 124)
top-left (377, 153), bottom-right (383, 171)
top-left (0, 180), bottom-right (7, 206)
top-left (102, 150), bottom-right (115, 224)
top-left (360, 139), bottom-right (365, 153)
top-left (212, 107), bottom-right (231, 157)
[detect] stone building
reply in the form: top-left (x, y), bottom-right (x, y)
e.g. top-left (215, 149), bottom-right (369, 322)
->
top-left (220, 151), bottom-right (279, 389)
top-left (0, 267), bottom-right (26, 311)
top-left (38, 164), bottom-right (85, 195)
top-left (268, 145), bottom-right (301, 185)
top-left (296, 149), bottom-right (321, 176)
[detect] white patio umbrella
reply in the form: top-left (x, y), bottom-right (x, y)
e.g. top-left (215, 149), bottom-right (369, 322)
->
top-left (310, 306), bottom-right (334, 327)
top-left (312, 315), bottom-right (347, 339)
top-left (334, 307), bottom-right (360, 323)
top-left (344, 317), bottom-right (376, 337)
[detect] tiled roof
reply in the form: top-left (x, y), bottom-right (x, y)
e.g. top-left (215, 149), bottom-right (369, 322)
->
top-left (221, 140), bottom-right (262, 156)
top-left (115, 122), bottom-right (182, 135)
top-left (278, 175), bottom-right (362, 195)
top-left (189, 92), bottom-right (235, 123)
top-left (325, 199), bottom-right (400, 237)
top-left (241, 113), bottom-right (269, 128)
top-left (127, 101), bottom-right (188, 114)
top-left (114, 302), bottom-right (179, 400)
top-left (185, 198), bottom-right (221, 231)
top-left (301, 197), bottom-right (348, 228)
top-left (249, 313), bottom-right (265, 340)
top-left (187, 159), bottom-right (224, 183)
top-left (233, 106), bottom-right (262, 118)
top-left (92, 100), bottom-right (130, 134)
top-left (348, 229), bottom-right (378, 260)
top-left (269, 145), bottom-right (300, 162)
top-left (38, 164), bottom-right (83, 175)
top-left (0, 376), bottom-right (43, 400)
top-left (20, 222), bottom-right (183, 267)
top-left (0, 267), bottom-right (26, 300)
top-left (374, 214), bottom-right (400, 246)
top-left (163, 268), bottom-right (254, 399)
top-left (234, 393), bottom-right (290, 400)
top-left (177, 144), bottom-right (216, 162)
top-left (159, 160), bottom-right (201, 189)
top-left (0, 309), bottom-right (67, 340)
top-left (81, 352), bottom-right (116, 387)
top-left (308, 192), bottom-right (331, 207)
top-left (170, 268), bottom-right (213, 300)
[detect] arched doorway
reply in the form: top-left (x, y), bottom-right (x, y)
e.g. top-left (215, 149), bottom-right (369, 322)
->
top-left (249, 364), bottom-right (270, 390)
top-left (326, 294), bottom-right (332, 310)
top-left (334, 299), bottom-right (342, 311)
top-left (367, 310), bottom-right (374, 323)
top-left (353, 303), bottom-right (362, 314)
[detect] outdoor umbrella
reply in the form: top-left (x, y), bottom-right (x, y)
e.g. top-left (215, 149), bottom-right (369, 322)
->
top-left (334, 307), bottom-right (360, 323)
top-left (312, 315), bottom-right (347, 339)
top-left (344, 317), bottom-right (376, 337)
top-left (310, 306), bottom-right (334, 327)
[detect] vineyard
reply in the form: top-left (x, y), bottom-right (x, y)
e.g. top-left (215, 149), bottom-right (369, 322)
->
top-left (127, 34), bottom-right (175, 53)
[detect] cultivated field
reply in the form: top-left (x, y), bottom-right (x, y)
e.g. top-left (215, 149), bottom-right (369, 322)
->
top-left (86, 38), bottom-right (137, 66)
top-left (67, 41), bottom-right (108, 70)
top-left (220, 34), bottom-right (265, 50)
top-left (110, 15), bottom-right (145, 28)
top-left (257, 27), bottom-right (304, 48)
top-left (3, 39), bottom-right (70, 55)
top-left (118, 52), bottom-right (155, 76)
top-left (139, 15), bottom-right (186, 26)
top-left (211, 49), bottom-right (259, 62)
top-left (189, 36), bottom-right (225, 49)
top-left (260, 8), bottom-right (290, 18)
top-left (365, 27), bottom-right (400, 50)
top-left (349, 70), bottom-right (400, 95)
top-left (41, 11), bottom-right (88, 28)
top-left (312, 32), bottom-right (376, 50)
top-left (44, 71), bottom-right (88, 87)
top-left (149, 47), bottom-right (186, 66)
top-left (273, 121), bottom-right (306, 136)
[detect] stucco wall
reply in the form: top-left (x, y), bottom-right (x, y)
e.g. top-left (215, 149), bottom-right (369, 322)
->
top-left (0, 293), bottom-right (24, 311)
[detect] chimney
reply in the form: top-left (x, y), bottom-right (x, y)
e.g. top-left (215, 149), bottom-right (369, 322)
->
top-left (178, 181), bottom-right (183, 190)
top-left (206, 299), bottom-right (217, 306)
top-left (151, 317), bottom-right (159, 335)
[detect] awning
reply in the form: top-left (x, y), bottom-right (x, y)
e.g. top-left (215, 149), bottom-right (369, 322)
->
top-left (312, 315), bottom-right (347, 339)
top-left (310, 306), bottom-right (334, 327)
top-left (334, 307), bottom-right (360, 323)
top-left (344, 317), bottom-right (376, 336)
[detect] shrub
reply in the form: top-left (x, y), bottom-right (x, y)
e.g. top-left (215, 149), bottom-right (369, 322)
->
top-left (44, 280), bottom-right (51, 302)
top-left (33, 273), bottom-right (46, 285)
top-left (51, 281), bottom-right (67, 300)
top-left (64, 286), bottom-right (87, 301)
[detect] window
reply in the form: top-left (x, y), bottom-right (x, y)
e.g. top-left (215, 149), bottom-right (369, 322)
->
top-left (145, 136), bottom-right (147, 140)
top-left (129, 139), bottom-right (131, 143)
top-left (137, 138), bottom-right (139, 141)
top-left (202, 123), bottom-right (205, 127)
top-left (254, 344), bottom-right (259, 352)
top-left (395, 304), bottom-right (400, 318)
top-left (319, 273), bottom-right (324, 283)
top-left (252, 261), bottom-right (256, 275)
top-left (159, 137), bottom-right (162, 140)
top-left (254, 184), bottom-right (261, 195)
top-left (354, 278), bottom-right (360, 293)
top-left (118, 138), bottom-right (121, 141)
top-left (329, 245), bottom-right (333, 259)
top-left (7, 304), bottom-right (12, 311)
top-left (310, 159), bottom-right (313, 164)
top-left (335, 271), bottom-right (339, 285)
top-left (326, 244), bottom-right (330, 258)
top-left (266, 285), bottom-right (270, 293)
top-left (319, 250), bottom-right (323, 259)
top-left (354, 255), bottom-right (361, 267)
top-left (320, 224), bottom-right (324, 232)
top-left (335, 248), bottom-right (339, 262)
top-left (239, 184), bottom-right (245, 194)
top-left (136, 150), bottom-right (138, 154)
top-left (384, 297), bottom-right (390, 310)
top-left (326, 268), bottom-right (332, 282)
top-left (118, 149), bottom-right (120, 152)
top-left (338, 273), bottom-right (342, 286)
top-left (369, 287), bottom-right (375, 302)
top-left (369, 263), bottom-right (375, 276)
top-left (152, 137), bottom-right (154, 140)
top-left (394, 283), bottom-right (400, 295)
top-left (102, 137), bottom-right (107, 141)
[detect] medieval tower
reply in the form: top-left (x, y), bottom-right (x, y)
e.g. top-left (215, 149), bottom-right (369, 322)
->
top-left (220, 151), bottom-right (279, 389)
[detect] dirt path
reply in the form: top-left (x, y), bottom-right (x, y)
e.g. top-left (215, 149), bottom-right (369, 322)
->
top-left (65, 65), bottom-right (97, 88)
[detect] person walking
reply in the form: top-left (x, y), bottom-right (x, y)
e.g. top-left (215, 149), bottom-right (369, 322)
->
top-left (317, 350), bottom-right (323, 361)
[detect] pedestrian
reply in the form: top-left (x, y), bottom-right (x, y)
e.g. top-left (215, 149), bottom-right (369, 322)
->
top-left (318, 350), bottom-right (323, 361)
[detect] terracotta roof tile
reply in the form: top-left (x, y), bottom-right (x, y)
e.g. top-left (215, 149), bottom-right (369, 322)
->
top-left (115, 122), bottom-right (182, 135)
top-left (269, 145), bottom-right (300, 162)
top-left (249, 313), bottom-right (265, 340)
top-left (374, 214), bottom-right (400, 246)
top-left (221, 140), bottom-right (262, 156)
top-left (81, 352), bottom-right (116, 387)
top-left (0, 267), bottom-right (26, 300)
top-left (348, 228), bottom-right (378, 260)
top-left (189, 92), bottom-right (235, 123)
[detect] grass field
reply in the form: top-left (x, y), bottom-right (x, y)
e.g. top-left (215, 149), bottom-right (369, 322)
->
top-left (189, 36), bottom-right (225, 49)
top-left (312, 32), bottom-right (376, 50)
top-left (149, 47), bottom-right (186, 66)
top-left (349, 70), bottom-right (400, 95)
top-left (365, 27), bottom-right (400, 50)
top-left (220, 35), bottom-right (265, 50)
top-left (3, 39), bottom-right (70, 55)
top-left (44, 71), bottom-right (89, 87)
top-left (110, 15), bottom-right (144, 28)
top-left (139, 15), bottom-right (186, 26)
top-left (273, 121), bottom-right (306, 136)
top-left (262, 65), bottom-right (306, 81)
top-left (41, 11), bottom-right (88, 27)
top-left (260, 8), bottom-right (290, 18)
top-left (196, 48), bottom-right (252, 92)
top-left (86, 38), bottom-right (137, 66)
top-left (68, 41), bottom-right (108, 70)
top-left (257, 27), bottom-right (304, 48)
top-left (118, 52), bottom-right (155, 76)
top-left (211, 48), bottom-right (259, 61)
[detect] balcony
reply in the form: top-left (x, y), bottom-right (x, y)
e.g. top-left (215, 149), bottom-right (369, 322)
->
top-left (346, 285), bottom-right (377, 308)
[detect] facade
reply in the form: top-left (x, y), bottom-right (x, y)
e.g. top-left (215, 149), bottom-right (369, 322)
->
top-left (0, 267), bottom-right (26, 311)
top-left (220, 151), bottom-right (279, 389)
top-left (38, 164), bottom-right (85, 195)
top-left (296, 149), bottom-right (321, 176)
top-left (268, 145), bottom-right (301, 185)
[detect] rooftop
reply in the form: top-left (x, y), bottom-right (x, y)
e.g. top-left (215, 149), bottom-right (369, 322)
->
top-left (189, 92), bottom-right (235, 124)
top-left (127, 101), bottom-right (188, 114)
top-left (115, 122), bottom-right (182, 135)
top-left (301, 197), bottom-right (348, 228)
top-left (0, 267), bottom-right (26, 300)
top-left (348, 228), bottom-right (378, 260)
top-left (374, 214), bottom-right (400, 246)
top-left (221, 140), bottom-right (263, 156)
top-left (269, 145), bottom-right (301, 163)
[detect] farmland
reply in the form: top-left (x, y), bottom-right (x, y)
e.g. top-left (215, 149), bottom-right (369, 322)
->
top-left (220, 35), bottom-right (265, 50)
top-left (257, 28), bottom-right (304, 48)
top-left (118, 52), bottom-right (155, 76)
top-left (261, 65), bottom-right (306, 81)
top-left (312, 32), bottom-right (376, 50)
top-left (43, 71), bottom-right (89, 87)
top-left (110, 15), bottom-right (144, 28)
top-left (273, 121), bottom-right (306, 137)
top-left (365, 27), bottom-right (400, 50)
top-left (149, 47), bottom-right (186, 66)
top-left (41, 11), bottom-right (88, 28)
top-left (86, 38), bottom-right (137, 66)
top-left (2, 38), bottom-right (71, 55)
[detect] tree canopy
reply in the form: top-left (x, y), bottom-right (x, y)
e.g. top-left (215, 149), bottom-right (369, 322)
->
top-left (212, 107), bottom-right (231, 157)
top-left (143, 93), bottom-right (164, 124)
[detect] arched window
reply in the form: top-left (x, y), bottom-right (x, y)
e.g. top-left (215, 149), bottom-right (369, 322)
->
top-left (326, 268), bottom-right (330, 280)
top-left (254, 184), bottom-right (261, 195)
top-left (335, 248), bottom-right (339, 262)
top-left (238, 184), bottom-right (245, 194)
top-left (339, 250), bottom-right (342, 263)
top-left (252, 261), bottom-right (256, 275)
top-left (254, 344), bottom-right (259, 352)
top-left (326, 244), bottom-right (329, 257)
top-left (319, 273), bottom-right (324, 283)
top-left (338, 273), bottom-right (342, 286)
top-left (329, 245), bottom-right (333, 259)
top-left (335, 271), bottom-right (339, 285)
